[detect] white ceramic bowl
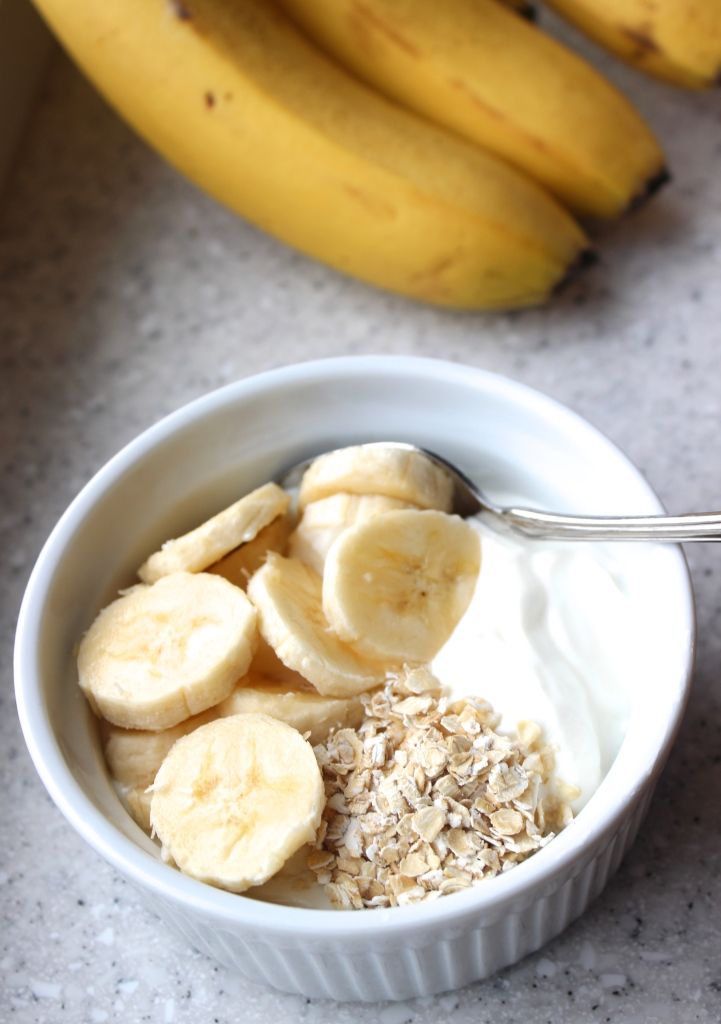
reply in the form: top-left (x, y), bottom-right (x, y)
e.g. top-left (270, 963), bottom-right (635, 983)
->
top-left (15, 356), bottom-right (694, 1002)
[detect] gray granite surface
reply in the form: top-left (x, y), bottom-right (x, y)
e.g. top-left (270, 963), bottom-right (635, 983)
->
top-left (2, 18), bottom-right (721, 1023)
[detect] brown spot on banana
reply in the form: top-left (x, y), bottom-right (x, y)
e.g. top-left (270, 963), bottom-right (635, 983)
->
top-left (445, 77), bottom-right (586, 169)
top-left (168, 0), bottom-right (192, 20)
top-left (341, 184), bottom-right (397, 221)
top-left (621, 24), bottom-right (660, 58)
top-left (349, 2), bottom-right (420, 58)
top-left (410, 253), bottom-right (459, 286)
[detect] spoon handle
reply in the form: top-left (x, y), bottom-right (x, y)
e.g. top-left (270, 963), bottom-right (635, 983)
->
top-left (496, 507), bottom-right (721, 542)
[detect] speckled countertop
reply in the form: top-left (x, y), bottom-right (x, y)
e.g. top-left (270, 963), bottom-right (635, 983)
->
top-left (2, 20), bottom-right (721, 1024)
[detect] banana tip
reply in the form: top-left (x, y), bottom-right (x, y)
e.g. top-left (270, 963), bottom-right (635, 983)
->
top-left (628, 167), bottom-right (671, 213)
top-left (554, 248), bottom-right (598, 297)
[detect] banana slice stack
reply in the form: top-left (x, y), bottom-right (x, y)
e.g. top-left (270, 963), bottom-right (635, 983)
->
top-left (78, 447), bottom-right (482, 895)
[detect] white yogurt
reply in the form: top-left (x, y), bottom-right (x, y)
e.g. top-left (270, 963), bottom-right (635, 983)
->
top-left (432, 520), bottom-right (635, 811)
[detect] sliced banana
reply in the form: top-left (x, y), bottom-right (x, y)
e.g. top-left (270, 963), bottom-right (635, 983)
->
top-left (138, 482), bottom-right (290, 583)
top-left (208, 511), bottom-right (293, 589)
top-left (323, 509), bottom-right (481, 663)
top-left (102, 707), bottom-right (219, 830)
top-left (298, 446), bottom-right (453, 511)
top-left (289, 493), bottom-right (415, 576)
top-left (122, 786), bottom-right (155, 834)
top-left (149, 714), bottom-right (325, 893)
top-left (247, 553), bottom-right (388, 697)
top-left (103, 662), bottom-right (336, 830)
top-left (102, 708), bottom-right (218, 790)
top-left (217, 679), bottom-right (365, 744)
top-left (78, 572), bottom-right (257, 731)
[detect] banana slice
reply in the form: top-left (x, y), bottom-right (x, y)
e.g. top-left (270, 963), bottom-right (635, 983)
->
top-left (101, 707), bottom-right (219, 830)
top-left (149, 714), bottom-right (325, 893)
top-left (78, 572), bottom-right (257, 731)
top-left (217, 679), bottom-right (365, 744)
top-left (103, 708), bottom-right (219, 790)
top-left (298, 446), bottom-right (453, 511)
top-left (208, 511), bottom-right (293, 589)
top-left (289, 493), bottom-right (415, 576)
top-left (323, 509), bottom-right (481, 663)
top-left (122, 786), bottom-right (155, 834)
top-left (247, 553), bottom-right (388, 697)
top-left (138, 482), bottom-right (290, 583)
top-left (101, 704), bottom-right (224, 831)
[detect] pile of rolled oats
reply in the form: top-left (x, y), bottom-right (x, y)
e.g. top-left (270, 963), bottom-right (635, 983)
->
top-left (309, 667), bottom-right (574, 909)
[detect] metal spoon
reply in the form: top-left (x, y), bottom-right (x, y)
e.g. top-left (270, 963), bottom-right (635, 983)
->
top-left (281, 441), bottom-right (721, 542)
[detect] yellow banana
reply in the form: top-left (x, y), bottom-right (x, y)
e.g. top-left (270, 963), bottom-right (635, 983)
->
top-left (278, 0), bottom-right (666, 219)
top-left (31, 0), bottom-right (588, 309)
top-left (545, 0), bottom-right (721, 89)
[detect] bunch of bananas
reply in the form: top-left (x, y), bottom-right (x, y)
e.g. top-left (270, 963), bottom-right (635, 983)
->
top-left (33, 0), bottom-right (721, 309)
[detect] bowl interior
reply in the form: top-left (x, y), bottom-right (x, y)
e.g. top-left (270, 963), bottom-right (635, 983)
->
top-left (16, 356), bottom-right (694, 930)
